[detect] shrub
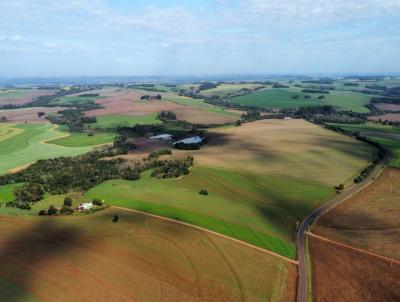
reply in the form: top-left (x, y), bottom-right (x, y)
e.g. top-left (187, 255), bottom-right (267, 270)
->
top-left (14, 183), bottom-right (44, 203)
top-left (38, 209), bottom-right (47, 215)
top-left (92, 198), bottom-right (103, 206)
top-left (199, 189), bottom-right (208, 195)
top-left (60, 206), bottom-right (74, 215)
top-left (47, 205), bottom-right (58, 215)
top-left (64, 196), bottom-right (73, 207)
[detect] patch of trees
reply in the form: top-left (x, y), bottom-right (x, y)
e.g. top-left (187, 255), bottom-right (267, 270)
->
top-left (199, 189), bottom-right (208, 195)
top-left (158, 111), bottom-right (176, 121)
top-left (343, 82), bottom-right (359, 86)
top-left (272, 83), bottom-right (289, 88)
top-left (302, 80), bottom-right (334, 85)
top-left (301, 89), bottom-right (330, 94)
top-left (303, 85), bottom-right (335, 91)
top-left (365, 85), bottom-right (386, 91)
top-left (47, 108), bottom-right (97, 132)
top-left (79, 93), bottom-right (100, 97)
top-left (151, 156), bottom-right (194, 179)
top-left (296, 105), bottom-right (335, 116)
top-left (198, 82), bottom-right (218, 91)
top-left (147, 149), bottom-right (172, 161)
top-left (140, 94), bottom-right (162, 100)
top-left (3, 183), bottom-right (45, 211)
top-left (241, 110), bottom-right (263, 122)
top-left (117, 124), bottom-right (166, 138)
top-left (370, 97), bottom-right (400, 105)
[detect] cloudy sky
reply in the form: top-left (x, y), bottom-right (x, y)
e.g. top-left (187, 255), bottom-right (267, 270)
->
top-left (0, 0), bottom-right (399, 77)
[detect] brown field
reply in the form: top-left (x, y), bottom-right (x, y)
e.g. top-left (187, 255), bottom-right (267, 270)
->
top-left (0, 107), bottom-right (66, 123)
top-left (368, 113), bottom-right (400, 122)
top-left (0, 208), bottom-right (296, 302)
top-left (313, 167), bottom-right (400, 259)
top-left (373, 103), bottom-right (400, 112)
top-left (126, 119), bottom-right (375, 187)
top-left (309, 235), bottom-right (400, 302)
top-left (84, 89), bottom-right (239, 124)
top-left (0, 89), bottom-right (55, 105)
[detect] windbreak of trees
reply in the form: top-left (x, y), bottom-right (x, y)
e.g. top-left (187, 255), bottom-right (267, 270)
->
top-left (301, 89), bottom-right (330, 94)
top-left (147, 149), bottom-right (172, 160)
top-left (158, 111), bottom-right (177, 121)
top-left (198, 82), bottom-right (218, 91)
top-left (47, 108), bottom-right (98, 132)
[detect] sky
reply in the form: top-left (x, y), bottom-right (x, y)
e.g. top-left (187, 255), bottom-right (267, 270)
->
top-left (0, 0), bottom-right (400, 77)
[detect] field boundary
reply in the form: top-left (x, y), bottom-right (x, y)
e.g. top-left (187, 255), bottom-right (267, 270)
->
top-left (306, 232), bottom-right (400, 266)
top-left (111, 205), bottom-right (299, 265)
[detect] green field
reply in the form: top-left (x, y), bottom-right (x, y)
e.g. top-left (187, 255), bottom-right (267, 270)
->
top-left (89, 114), bottom-right (161, 129)
top-left (322, 91), bottom-right (372, 113)
top-left (200, 83), bottom-right (266, 97)
top-left (330, 123), bottom-right (400, 167)
top-left (51, 95), bottom-right (101, 105)
top-left (48, 132), bottom-right (116, 147)
top-left (83, 166), bottom-right (333, 258)
top-left (0, 123), bottom-right (91, 174)
top-left (229, 88), bottom-right (322, 108)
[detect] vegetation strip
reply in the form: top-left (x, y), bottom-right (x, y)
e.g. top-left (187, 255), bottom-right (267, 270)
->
top-left (111, 206), bottom-right (299, 265)
top-left (306, 232), bottom-right (400, 265)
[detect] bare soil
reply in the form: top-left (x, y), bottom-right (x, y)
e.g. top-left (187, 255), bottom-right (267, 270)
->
top-left (0, 107), bottom-right (66, 123)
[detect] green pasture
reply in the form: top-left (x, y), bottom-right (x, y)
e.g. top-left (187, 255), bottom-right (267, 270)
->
top-left (200, 83), bottom-right (266, 97)
top-left (0, 123), bottom-right (91, 174)
top-left (48, 132), bottom-right (116, 147)
top-left (51, 95), bottom-right (101, 105)
top-left (322, 91), bottom-right (372, 113)
top-left (229, 88), bottom-right (322, 108)
top-left (83, 166), bottom-right (334, 258)
top-left (89, 114), bottom-right (161, 129)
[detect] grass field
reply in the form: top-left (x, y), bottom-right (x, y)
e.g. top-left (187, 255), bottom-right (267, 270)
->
top-left (330, 123), bottom-right (400, 167)
top-left (313, 167), bottom-right (400, 260)
top-left (200, 83), bottom-right (266, 97)
top-left (0, 208), bottom-right (297, 301)
top-left (89, 114), bottom-right (161, 129)
top-left (229, 88), bottom-right (322, 108)
top-left (50, 95), bottom-right (101, 105)
top-left (89, 119), bottom-right (374, 257)
top-left (83, 166), bottom-right (333, 258)
top-left (48, 132), bottom-right (116, 147)
top-left (309, 235), bottom-right (400, 302)
top-left (0, 89), bottom-right (55, 105)
top-left (0, 123), bottom-right (91, 174)
top-left (322, 91), bottom-right (371, 113)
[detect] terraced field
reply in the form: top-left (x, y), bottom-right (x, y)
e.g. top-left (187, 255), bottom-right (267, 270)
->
top-left (0, 208), bottom-right (297, 302)
top-left (0, 123), bottom-right (91, 174)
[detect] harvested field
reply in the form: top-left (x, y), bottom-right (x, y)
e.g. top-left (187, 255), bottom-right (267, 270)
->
top-left (0, 89), bottom-right (55, 105)
top-left (0, 208), bottom-right (297, 302)
top-left (84, 89), bottom-right (240, 124)
top-left (368, 113), bottom-right (400, 122)
top-left (309, 235), bottom-right (400, 302)
top-left (0, 107), bottom-right (66, 123)
top-left (165, 119), bottom-right (376, 187)
top-left (313, 167), bottom-right (400, 259)
top-left (373, 103), bottom-right (400, 112)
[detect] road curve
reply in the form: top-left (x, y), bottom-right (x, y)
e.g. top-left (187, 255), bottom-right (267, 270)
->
top-left (295, 157), bottom-right (388, 302)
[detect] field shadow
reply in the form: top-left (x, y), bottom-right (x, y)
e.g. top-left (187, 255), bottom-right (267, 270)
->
top-left (0, 218), bottom-right (84, 302)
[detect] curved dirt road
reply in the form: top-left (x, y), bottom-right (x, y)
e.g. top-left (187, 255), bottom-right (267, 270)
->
top-left (295, 158), bottom-right (388, 302)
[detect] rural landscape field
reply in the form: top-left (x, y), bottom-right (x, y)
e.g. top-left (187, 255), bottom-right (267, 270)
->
top-left (1, 1), bottom-right (400, 301)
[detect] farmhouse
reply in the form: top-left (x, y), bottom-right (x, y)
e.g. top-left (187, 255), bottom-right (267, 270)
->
top-left (173, 135), bottom-right (203, 145)
top-left (150, 134), bottom-right (173, 140)
top-left (77, 202), bottom-right (94, 211)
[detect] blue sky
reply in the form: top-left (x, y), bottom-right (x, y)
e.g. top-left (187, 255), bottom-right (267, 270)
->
top-left (0, 0), bottom-right (399, 77)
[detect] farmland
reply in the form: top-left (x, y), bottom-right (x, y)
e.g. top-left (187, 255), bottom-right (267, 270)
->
top-left (309, 235), bottom-right (400, 302)
top-left (0, 123), bottom-right (91, 174)
top-left (47, 132), bottom-right (116, 147)
top-left (0, 208), bottom-right (297, 302)
top-left (199, 83), bottom-right (266, 97)
top-left (330, 123), bottom-right (400, 167)
top-left (0, 89), bottom-right (55, 105)
top-left (85, 119), bottom-right (375, 258)
top-left (0, 107), bottom-right (66, 123)
top-left (89, 113), bottom-right (161, 129)
top-left (322, 90), bottom-right (371, 113)
top-left (229, 88), bottom-right (322, 108)
top-left (313, 168), bottom-right (400, 259)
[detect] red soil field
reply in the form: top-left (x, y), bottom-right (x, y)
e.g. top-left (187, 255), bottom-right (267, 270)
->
top-left (314, 167), bottom-right (400, 259)
top-left (309, 235), bottom-right (400, 302)
top-left (373, 103), bottom-right (400, 112)
top-left (85, 89), bottom-right (239, 124)
top-left (0, 89), bottom-right (55, 105)
top-left (368, 113), bottom-right (400, 122)
top-left (0, 107), bottom-right (66, 123)
top-left (0, 208), bottom-right (296, 302)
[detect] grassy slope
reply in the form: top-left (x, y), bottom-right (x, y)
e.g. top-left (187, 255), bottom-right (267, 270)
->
top-left (50, 95), bottom-right (100, 105)
top-left (83, 166), bottom-right (333, 258)
top-left (89, 114), bottom-right (161, 129)
top-left (48, 132), bottom-right (116, 147)
top-left (229, 88), bottom-right (322, 108)
top-left (322, 91), bottom-right (371, 113)
top-left (200, 84), bottom-right (265, 97)
top-left (330, 123), bottom-right (400, 167)
top-left (0, 123), bottom-right (91, 174)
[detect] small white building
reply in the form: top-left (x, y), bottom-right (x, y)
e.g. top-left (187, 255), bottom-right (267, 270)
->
top-left (150, 134), bottom-right (173, 140)
top-left (173, 136), bottom-right (203, 145)
top-left (77, 202), bottom-right (94, 211)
